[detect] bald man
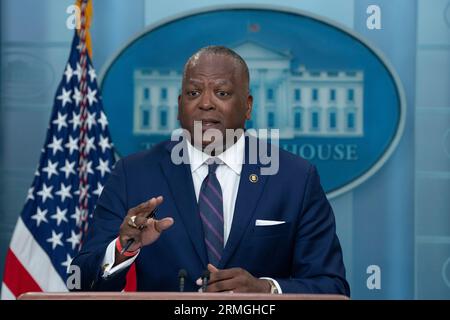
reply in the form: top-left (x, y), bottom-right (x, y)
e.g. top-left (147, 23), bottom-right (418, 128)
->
top-left (71, 46), bottom-right (350, 296)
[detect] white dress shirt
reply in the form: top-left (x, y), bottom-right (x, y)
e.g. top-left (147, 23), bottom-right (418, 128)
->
top-left (101, 135), bottom-right (281, 293)
top-left (187, 135), bottom-right (244, 245)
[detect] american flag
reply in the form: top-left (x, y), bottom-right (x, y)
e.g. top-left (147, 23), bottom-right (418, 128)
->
top-left (1, 20), bottom-right (116, 298)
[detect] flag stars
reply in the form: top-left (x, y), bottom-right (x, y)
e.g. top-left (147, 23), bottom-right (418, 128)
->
top-left (70, 207), bottom-right (82, 227)
top-left (46, 230), bottom-right (64, 250)
top-left (42, 160), bottom-right (59, 179)
top-left (60, 160), bottom-right (76, 179)
top-left (66, 230), bottom-right (82, 250)
top-left (83, 160), bottom-right (94, 175)
top-left (98, 111), bottom-right (109, 131)
top-left (31, 207), bottom-right (48, 227)
top-left (51, 207), bottom-right (68, 226)
top-left (26, 187), bottom-right (35, 201)
top-left (15, 38), bottom-right (116, 274)
top-left (56, 87), bottom-right (72, 107)
top-left (96, 159), bottom-right (111, 177)
top-left (69, 111), bottom-right (81, 130)
top-left (52, 112), bottom-right (68, 131)
top-left (47, 136), bottom-right (64, 155)
top-left (93, 182), bottom-right (104, 197)
top-left (98, 135), bottom-right (112, 153)
top-left (61, 254), bottom-right (73, 272)
top-left (87, 87), bottom-right (98, 106)
top-left (64, 63), bottom-right (74, 83)
top-left (36, 183), bottom-right (54, 203)
top-left (86, 111), bottom-right (97, 130)
top-left (73, 63), bottom-right (82, 82)
top-left (65, 136), bottom-right (79, 156)
top-left (55, 183), bottom-right (72, 202)
top-left (88, 66), bottom-right (97, 82)
top-left (72, 87), bottom-right (82, 107)
top-left (9, 31), bottom-right (119, 290)
top-left (84, 136), bottom-right (96, 154)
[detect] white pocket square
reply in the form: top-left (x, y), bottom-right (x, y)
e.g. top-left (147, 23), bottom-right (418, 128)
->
top-left (255, 219), bottom-right (286, 226)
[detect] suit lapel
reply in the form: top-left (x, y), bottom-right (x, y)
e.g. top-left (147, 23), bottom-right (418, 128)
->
top-left (219, 137), bottom-right (269, 268)
top-left (160, 140), bottom-right (208, 266)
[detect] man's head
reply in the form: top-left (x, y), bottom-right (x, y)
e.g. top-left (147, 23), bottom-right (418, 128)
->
top-left (178, 46), bottom-right (253, 152)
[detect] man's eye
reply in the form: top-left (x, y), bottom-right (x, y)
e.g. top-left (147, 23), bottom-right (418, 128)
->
top-left (217, 91), bottom-right (230, 97)
top-left (187, 91), bottom-right (200, 97)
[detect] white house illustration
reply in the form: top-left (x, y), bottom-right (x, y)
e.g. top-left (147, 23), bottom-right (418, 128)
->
top-left (133, 41), bottom-right (364, 138)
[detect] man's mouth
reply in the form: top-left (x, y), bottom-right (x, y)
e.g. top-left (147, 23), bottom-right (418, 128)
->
top-left (200, 119), bottom-right (221, 128)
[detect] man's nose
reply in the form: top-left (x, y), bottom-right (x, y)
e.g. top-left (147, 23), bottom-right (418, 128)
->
top-left (198, 90), bottom-right (215, 110)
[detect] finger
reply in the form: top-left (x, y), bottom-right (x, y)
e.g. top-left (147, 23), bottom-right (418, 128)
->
top-left (140, 196), bottom-right (163, 217)
top-left (122, 216), bottom-right (149, 235)
top-left (126, 215), bottom-right (139, 228)
top-left (119, 227), bottom-right (142, 244)
top-left (137, 198), bottom-right (158, 217)
top-left (146, 196), bottom-right (163, 219)
top-left (134, 199), bottom-right (151, 211)
top-left (123, 218), bottom-right (138, 231)
top-left (127, 204), bottom-right (152, 219)
top-left (153, 217), bottom-right (174, 233)
top-left (206, 278), bottom-right (238, 293)
top-left (133, 215), bottom-right (149, 229)
top-left (195, 264), bottom-right (219, 285)
top-left (155, 195), bottom-right (164, 206)
top-left (208, 264), bottom-right (219, 273)
top-left (208, 268), bottom-right (241, 285)
top-left (127, 196), bottom-right (163, 218)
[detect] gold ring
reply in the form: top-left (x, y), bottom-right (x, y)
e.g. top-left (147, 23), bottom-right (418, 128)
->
top-left (128, 215), bottom-right (138, 228)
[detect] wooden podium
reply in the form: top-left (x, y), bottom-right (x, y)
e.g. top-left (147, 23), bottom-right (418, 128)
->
top-left (18, 292), bottom-right (349, 300)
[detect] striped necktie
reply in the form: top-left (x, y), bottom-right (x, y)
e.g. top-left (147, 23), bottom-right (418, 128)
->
top-left (198, 160), bottom-right (224, 266)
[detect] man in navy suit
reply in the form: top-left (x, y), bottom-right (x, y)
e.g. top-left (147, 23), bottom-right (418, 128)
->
top-left (71, 46), bottom-right (350, 296)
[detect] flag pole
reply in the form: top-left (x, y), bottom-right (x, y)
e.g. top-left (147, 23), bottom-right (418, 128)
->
top-left (78, 0), bottom-right (91, 237)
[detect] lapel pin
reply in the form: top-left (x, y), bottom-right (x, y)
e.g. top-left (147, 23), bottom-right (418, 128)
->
top-left (249, 174), bottom-right (258, 183)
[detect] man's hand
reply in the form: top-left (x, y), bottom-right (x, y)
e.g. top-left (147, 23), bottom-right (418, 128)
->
top-left (196, 264), bottom-right (271, 293)
top-left (115, 196), bottom-right (174, 265)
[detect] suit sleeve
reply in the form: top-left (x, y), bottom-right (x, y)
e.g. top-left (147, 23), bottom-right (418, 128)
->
top-left (70, 158), bottom-right (131, 291)
top-left (274, 165), bottom-right (351, 297)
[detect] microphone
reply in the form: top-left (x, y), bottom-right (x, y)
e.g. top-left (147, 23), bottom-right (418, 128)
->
top-left (201, 270), bottom-right (210, 292)
top-left (178, 269), bottom-right (187, 292)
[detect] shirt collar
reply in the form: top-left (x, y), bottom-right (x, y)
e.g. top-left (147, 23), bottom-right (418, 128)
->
top-left (186, 134), bottom-right (245, 175)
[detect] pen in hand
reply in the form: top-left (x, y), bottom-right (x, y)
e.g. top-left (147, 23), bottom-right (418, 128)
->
top-left (120, 207), bottom-right (158, 255)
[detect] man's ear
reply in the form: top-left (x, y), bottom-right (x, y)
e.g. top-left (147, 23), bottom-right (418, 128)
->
top-left (177, 95), bottom-right (181, 120)
top-left (245, 94), bottom-right (253, 120)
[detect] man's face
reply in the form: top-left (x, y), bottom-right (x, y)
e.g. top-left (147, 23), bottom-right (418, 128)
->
top-left (178, 53), bottom-right (253, 150)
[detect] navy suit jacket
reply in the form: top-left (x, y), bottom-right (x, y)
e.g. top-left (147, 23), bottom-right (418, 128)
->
top-left (72, 137), bottom-right (350, 296)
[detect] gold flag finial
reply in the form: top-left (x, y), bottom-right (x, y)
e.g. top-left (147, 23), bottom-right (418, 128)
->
top-left (75, 0), bottom-right (93, 58)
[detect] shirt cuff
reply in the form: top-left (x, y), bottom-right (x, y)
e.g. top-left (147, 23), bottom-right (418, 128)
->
top-left (101, 238), bottom-right (140, 279)
top-left (260, 277), bottom-right (283, 294)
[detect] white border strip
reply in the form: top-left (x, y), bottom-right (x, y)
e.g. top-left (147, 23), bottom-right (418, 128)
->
top-left (98, 4), bottom-right (406, 200)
